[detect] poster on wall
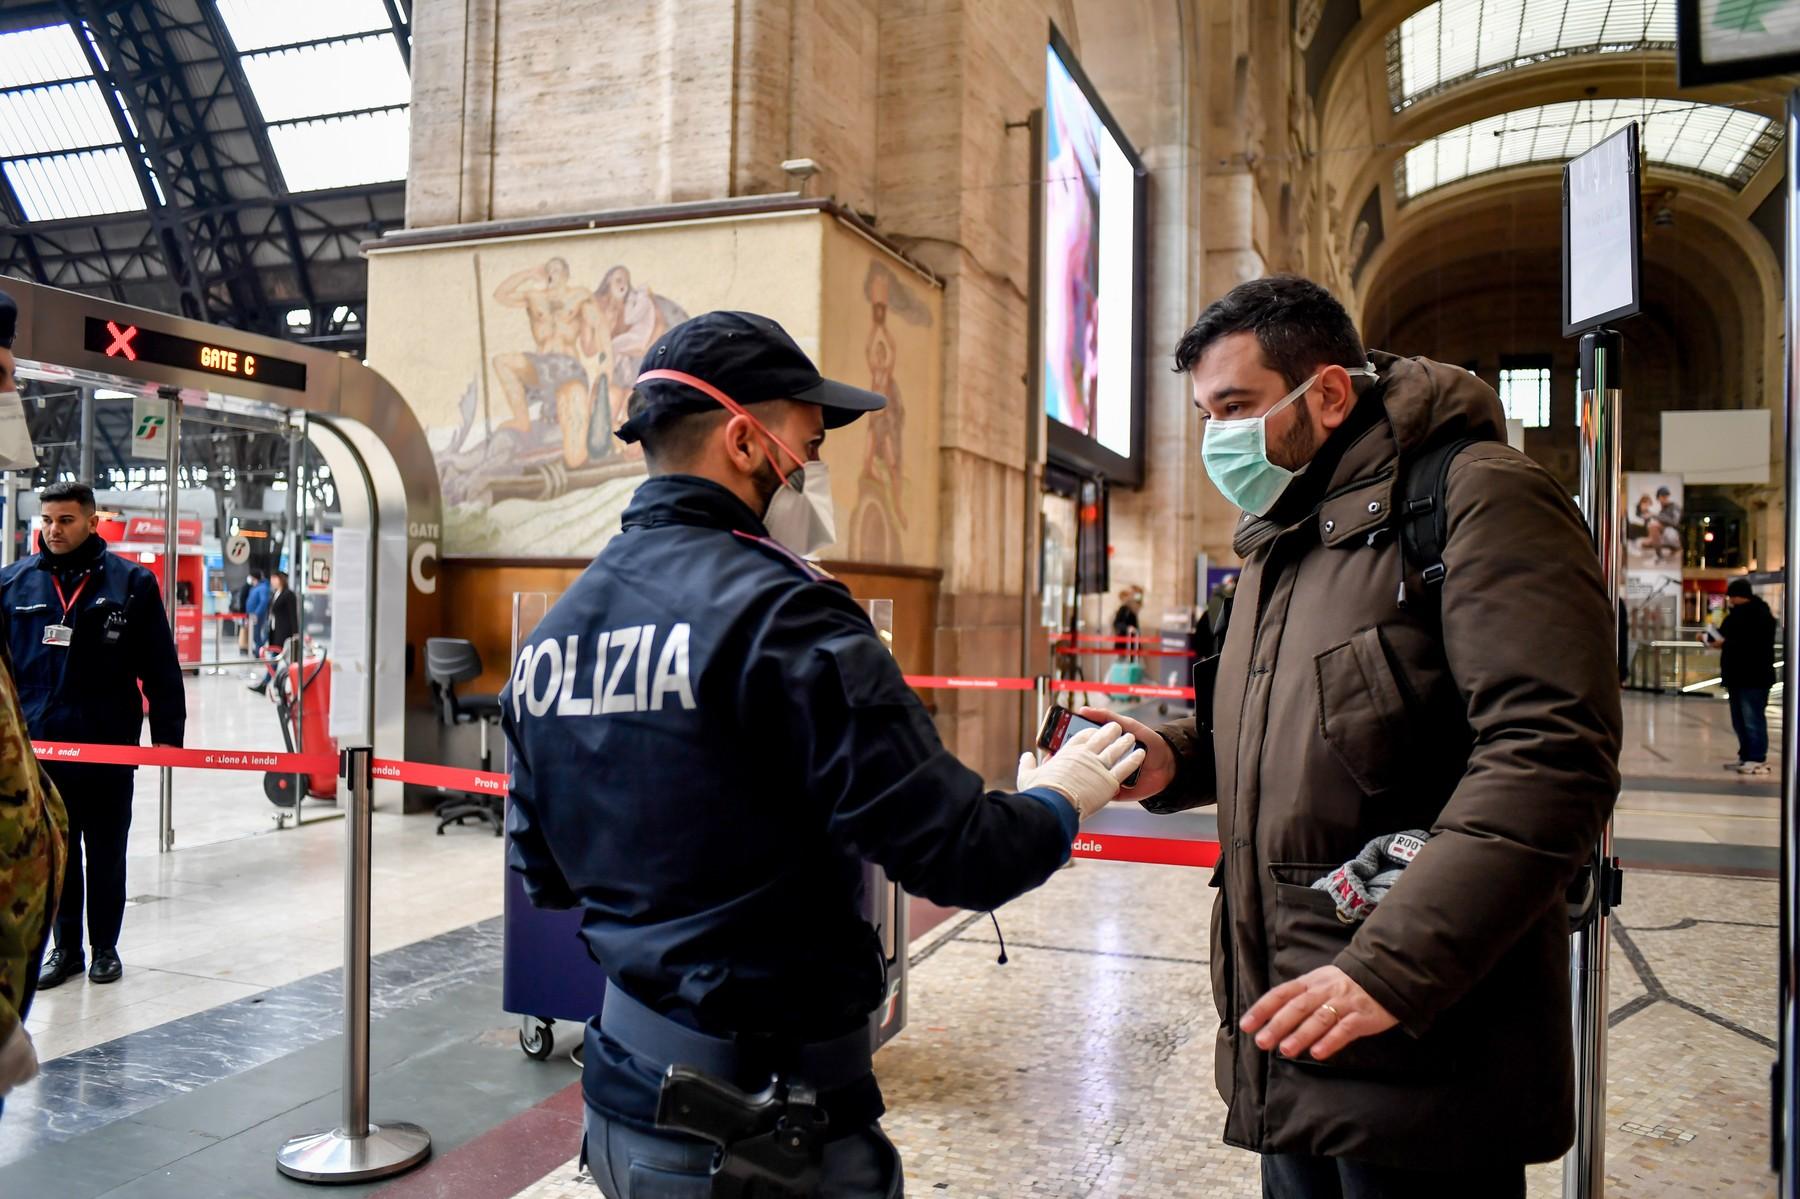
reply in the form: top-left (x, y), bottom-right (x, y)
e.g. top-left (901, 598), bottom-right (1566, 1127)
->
top-left (1041, 26), bottom-right (1146, 485)
top-left (1624, 471), bottom-right (1684, 642)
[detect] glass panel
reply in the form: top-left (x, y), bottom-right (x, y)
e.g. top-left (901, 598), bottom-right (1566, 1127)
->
top-left (1390, 0), bottom-right (1679, 109)
top-left (4, 148), bottom-right (143, 220)
top-left (240, 34), bottom-right (411, 122)
top-left (266, 108), bottom-right (409, 191)
top-left (0, 23), bottom-right (93, 88)
top-left (215, 0), bottom-right (393, 51)
top-left (0, 80), bottom-right (121, 157)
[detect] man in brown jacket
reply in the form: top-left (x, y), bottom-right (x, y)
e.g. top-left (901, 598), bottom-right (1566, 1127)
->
top-left (1099, 276), bottom-right (1621, 1197)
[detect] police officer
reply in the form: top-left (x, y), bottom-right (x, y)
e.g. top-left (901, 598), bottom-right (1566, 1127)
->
top-left (3, 481), bottom-right (185, 988)
top-left (504, 311), bottom-right (1143, 1198)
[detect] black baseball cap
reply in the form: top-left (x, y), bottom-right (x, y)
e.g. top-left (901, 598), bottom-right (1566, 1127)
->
top-left (0, 288), bottom-right (15, 349)
top-left (616, 310), bottom-right (885, 444)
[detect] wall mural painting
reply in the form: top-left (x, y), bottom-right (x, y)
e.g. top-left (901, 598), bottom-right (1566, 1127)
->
top-left (435, 256), bottom-right (689, 515)
top-left (846, 262), bottom-right (933, 564)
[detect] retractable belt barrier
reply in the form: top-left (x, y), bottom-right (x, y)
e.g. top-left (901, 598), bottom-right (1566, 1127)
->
top-left (29, 665), bottom-right (1217, 872)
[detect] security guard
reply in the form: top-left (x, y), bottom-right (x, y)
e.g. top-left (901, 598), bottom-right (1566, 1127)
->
top-left (2, 481), bottom-right (185, 988)
top-left (504, 311), bottom-right (1143, 1198)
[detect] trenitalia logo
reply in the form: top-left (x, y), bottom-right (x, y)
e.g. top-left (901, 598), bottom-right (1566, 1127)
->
top-left (134, 414), bottom-right (165, 441)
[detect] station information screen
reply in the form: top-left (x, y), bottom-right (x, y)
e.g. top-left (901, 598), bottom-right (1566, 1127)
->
top-left (82, 317), bottom-right (309, 392)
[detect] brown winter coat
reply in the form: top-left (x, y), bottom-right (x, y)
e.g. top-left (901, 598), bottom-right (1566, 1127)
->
top-left (1153, 352), bottom-right (1622, 1168)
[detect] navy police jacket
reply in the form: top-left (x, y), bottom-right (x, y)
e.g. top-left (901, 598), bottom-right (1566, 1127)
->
top-left (0, 536), bottom-right (187, 753)
top-left (502, 475), bottom-right (1077, 1131)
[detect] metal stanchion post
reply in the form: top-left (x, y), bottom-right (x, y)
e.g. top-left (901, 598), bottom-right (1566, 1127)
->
top-left (276, 747), bottom-right (430, 1182)
top-left (160, 391), bottom-right (178, 854)
top-left (1777, 88), bottom-right (1800, 1199)
top-left (0, 471), bottom-right (15, 568)
top-left (1566, 330), bottom-right (1622, 1199)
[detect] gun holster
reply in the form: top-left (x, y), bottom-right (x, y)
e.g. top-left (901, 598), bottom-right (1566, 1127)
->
top-left (655, 1065), bottom-right (830, 1198)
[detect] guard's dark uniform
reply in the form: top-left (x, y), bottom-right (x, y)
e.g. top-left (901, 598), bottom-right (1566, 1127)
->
top-left (504, 476), bottom-right (1076, 1190)
top-left (0, 534), bottom-right (185, 959)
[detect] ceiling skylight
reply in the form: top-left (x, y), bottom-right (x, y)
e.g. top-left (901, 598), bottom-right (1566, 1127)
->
top-left (1389, 0), bottom-right (1677, 110)
top-left (0, 23), bottom-right (147, 221)
top-left (1396, 97), bottom-right (1778, 201)
top-left (216, 0), bottom-right (410, 192)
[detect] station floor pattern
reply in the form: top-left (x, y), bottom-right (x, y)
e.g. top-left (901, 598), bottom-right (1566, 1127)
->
top-left (0, 678), bottom-right (1782, 1197)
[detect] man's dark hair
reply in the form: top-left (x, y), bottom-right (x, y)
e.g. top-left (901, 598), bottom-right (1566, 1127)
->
top-left (42, 480), bottom-right (96, 512)
top-left (1656, 487), bottom-right (1672, 499)
top-left (625, 388), bottom-right (727, 471)
top-left (1172, 275), bottom-right (1366, 387)
top-left (271, 570), bottom-right (288, 584)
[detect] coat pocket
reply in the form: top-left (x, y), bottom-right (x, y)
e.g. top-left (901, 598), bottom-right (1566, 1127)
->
top-left (1267, 866), bottom-right (1452, 1079)
top-left (1314, 626), bottom-right (1412, 799)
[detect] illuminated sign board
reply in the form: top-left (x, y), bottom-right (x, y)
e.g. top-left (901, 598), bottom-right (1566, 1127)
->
top-left (82, 317), bottom-right (308, 392)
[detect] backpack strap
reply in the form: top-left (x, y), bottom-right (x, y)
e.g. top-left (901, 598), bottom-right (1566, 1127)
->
top-left (1395, 436), bottom-right (1481, 618)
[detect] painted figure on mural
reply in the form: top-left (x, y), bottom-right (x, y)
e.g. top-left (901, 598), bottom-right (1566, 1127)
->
top-left (592, 266), bottom-right (690, 459)
top-left (848, 263), bottom-right (932, 564)
top-left (490, 258), bottom-right (603, 469)
top-left (433, 259), bottom-right (690, 510)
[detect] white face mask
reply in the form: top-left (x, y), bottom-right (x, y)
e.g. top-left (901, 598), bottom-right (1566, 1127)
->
top-left (0, 390), bottom-right (35, 471)
top-left (763, 459), bottom-right (836, 558)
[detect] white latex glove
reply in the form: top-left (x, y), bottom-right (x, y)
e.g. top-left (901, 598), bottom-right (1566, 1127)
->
top-left (1017, 722), bottom-right (1147, 821)
top-left (0, 1021), bottom-right (37, 1096)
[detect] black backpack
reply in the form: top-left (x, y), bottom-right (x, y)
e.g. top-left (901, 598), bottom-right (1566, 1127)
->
top-left (1394, 435), bottom-right (1483, 619)
top-left (1392, 433), bottom-right (1619, 925)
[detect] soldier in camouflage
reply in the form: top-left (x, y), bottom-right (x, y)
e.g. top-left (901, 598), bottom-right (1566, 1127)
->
top-left (0, 288), bottom-right (68, 1106)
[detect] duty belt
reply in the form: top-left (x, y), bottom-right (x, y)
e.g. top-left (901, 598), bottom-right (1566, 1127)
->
top-left (600, 982), bottom-right (876, 1197)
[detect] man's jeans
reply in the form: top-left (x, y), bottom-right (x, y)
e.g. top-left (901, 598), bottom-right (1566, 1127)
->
top-left (583, 1105), bottom-right (901, 1197)
top-left (1262, 1153), bottom-right (1525, 1199)
top-left (1729, 685), bottom-right (1771, 764)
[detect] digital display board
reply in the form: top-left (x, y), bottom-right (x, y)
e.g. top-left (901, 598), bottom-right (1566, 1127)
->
top-left (1042, 27), bottom-right (1146, 485)
top-left (82, 317), bottom-right (308, 392)
top-left (1562, 125), bottom-right (1641, 337)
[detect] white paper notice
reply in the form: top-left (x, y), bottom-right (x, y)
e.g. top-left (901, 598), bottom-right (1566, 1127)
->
top-left (329, 527), bottom-right (372, 745)
top-left (1566, 129), bottom-right (1636, 331)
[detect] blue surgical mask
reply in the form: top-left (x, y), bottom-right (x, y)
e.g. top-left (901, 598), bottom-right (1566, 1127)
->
top-left (1201, 365), bottom-right (1376, 517)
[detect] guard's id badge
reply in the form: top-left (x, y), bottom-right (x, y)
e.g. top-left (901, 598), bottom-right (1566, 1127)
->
top-left (43, 624), bottom-right (72, 647)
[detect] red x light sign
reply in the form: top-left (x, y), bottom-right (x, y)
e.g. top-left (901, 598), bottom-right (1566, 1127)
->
top-left (104, 321), bottom-right (139, 361)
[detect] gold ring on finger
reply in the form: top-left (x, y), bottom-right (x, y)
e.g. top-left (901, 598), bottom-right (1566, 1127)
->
top-left (1318, 1003), bottom-right (1341, 1023)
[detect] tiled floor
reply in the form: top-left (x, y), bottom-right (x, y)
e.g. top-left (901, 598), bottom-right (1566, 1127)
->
top-left (508, 862), bottom-right (1776, 1199)
top-left (32, 675), bottom-right (503, 1063)
top-left (6, 683), bottom-right (1787, 1196)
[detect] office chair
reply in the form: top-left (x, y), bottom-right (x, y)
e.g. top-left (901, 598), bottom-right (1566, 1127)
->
top-left (426, 637), bottom-right (504, 836)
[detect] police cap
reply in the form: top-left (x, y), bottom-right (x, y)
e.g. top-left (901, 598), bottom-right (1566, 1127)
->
top-left (617, 310), bottom-right (885, 444)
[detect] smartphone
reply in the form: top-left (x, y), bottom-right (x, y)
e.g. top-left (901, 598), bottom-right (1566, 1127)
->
top-left (1036, 704), bottom-right (1141, 787)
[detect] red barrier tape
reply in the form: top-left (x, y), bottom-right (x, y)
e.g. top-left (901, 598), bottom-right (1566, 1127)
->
top-left (30, 740), bottom-right (335, 774)
top-left (901, 675), bottom-right (1035, 692)
top-left (1050, 679), bottom-right (1196, 700)
top-left (25, 739), bottom-right (1217, 869)
top-left (1051, 643), bottom-right (1195, 659)
top-left (1071, 833), bottom-right (1219, 869)
top-left (372, 757), bottom-right (508, 794)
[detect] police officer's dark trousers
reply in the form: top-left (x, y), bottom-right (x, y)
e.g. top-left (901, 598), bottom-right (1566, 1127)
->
top-left (46, 761), bottom-right (133, 955)
top-left (582, 1108), bottom-right (901, 1198)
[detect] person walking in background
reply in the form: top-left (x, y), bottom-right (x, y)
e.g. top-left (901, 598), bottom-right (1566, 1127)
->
top-left (1, 482), bottom-right (185, 990)
top-left (1111, 585), bottom-right (1143, 641)
top-left (249, 571), bottom-right (299, 695)
top-left (244, 568), bottom-right (270, 653)
top-left (1703, 577), bottom-right (1776, 776)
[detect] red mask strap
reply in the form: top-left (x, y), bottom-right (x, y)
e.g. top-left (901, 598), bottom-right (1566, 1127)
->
top-left (636, 368), bottom-right (805, 485)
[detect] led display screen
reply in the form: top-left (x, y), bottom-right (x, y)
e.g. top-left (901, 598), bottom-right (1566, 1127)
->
top-left (1042, 29), bottom-right (1145, 483)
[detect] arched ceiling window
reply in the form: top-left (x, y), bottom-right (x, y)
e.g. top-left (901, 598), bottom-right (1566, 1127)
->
top-left (216, 0), bottom-right (411, 192)
top-left (0, 24), bottom-right (153, 221)
top-left (1389, 0), bottom-right (1677, 111)
top-left (1396, 97), bottom-right (1778, 201)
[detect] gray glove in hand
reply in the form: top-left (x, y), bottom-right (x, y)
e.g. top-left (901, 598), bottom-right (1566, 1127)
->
top-left (1017, 722), bottom-right (1147, 821)
top-left (0, 1021), bottom-right (38, 1096)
